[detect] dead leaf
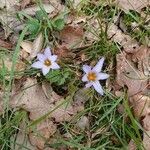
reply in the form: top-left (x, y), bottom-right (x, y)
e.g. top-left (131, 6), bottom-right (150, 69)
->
top-left (132, 46), bottom-right (150, 76)
top-left (116, 53), bottom-right (148, 96)
top-left (142, 114), bottom-right (150, 131)
top-left (20, 0), bottom-right (31, 9)
top-left (76, 116), bottom-right (89, 130)
top-left (10, 122), bottom-right (35, 150)
top-left (54, 45), bottom-right (76, 59)
top-left (42, 81), bottom-right (62, 103)
top-left (0, 39), bottom-right (13, 49)
top-left (128, 139), bottom-right (137, 150)
top-left (107, 23), bottom-right (139, 53)
top-left (23, 3), bottom-right (61, 16)
top-left (130, 94), bottom-right (150, 118)
top-left (60, 25), bottom-right (84, 49)
top-left (10, 78), bottom-right (85, 149)
top-left (143, 131), bottom-right (150, 150)
top-left (30, 32), bottom-right (44, 59)
top-left (115, 0), bottom-right (149, 12)
top-left (20, 41), bottom-right (33, 53)
top-left (29, 119), bottom-right (57, 150)
top-left (20, 32), bottom-right (44, 60)
top-left (0, 0), bottom-right (21, 38)
top-left (0, 56), bottom-right (26, 79)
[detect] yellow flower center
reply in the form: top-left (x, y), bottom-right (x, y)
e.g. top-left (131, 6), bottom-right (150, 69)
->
top-left (44, 59), bottom-right (51, 66)
top-left (87, 72), bottom-right (97, 81)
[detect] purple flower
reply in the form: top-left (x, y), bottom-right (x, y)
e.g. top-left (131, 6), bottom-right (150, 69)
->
top-left (31, 47), bottom-right (60, 75)
top-left (82, 57), bottom-right (109, 95)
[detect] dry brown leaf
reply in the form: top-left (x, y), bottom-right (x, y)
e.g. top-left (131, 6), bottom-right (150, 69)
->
top-left (76, 116), bottom-right (89, 130)
top-left (115, 0), bottom-right (149, 12)
top-left (20, 41), bottom-right (33, 53)
top-left (143, 131), bottom-right (150, 150)
top-left (10, 78), bottom-right (85, 149)
top-left (23, 3), bottom-right (61, 16)
top-left (0, 56), bottom-right (26, 79)
top-left (20, 0), bottom-right (31, 9)
top-left (29, 119), bottom-right (57, 150)
top-left (108, 23), bottom-right (139, 53)
top-left (132, 46), bottom-right (150, 76)
top-left (130, 94), bottom-right (150, 118)
top-left (42, 81), bottom-right (62, 103)
top-left (116, 53), bottom-right (148, 96)
top-left (54, 45), bottom-right (76, 59)
top-left (143, 114), bottom-right (150, 131)
top-left (60, 25), bottom-right (84, 49)
top-left (20, 32), bottom-right (44, 60)
top-left (30, 32), bottom-right (44, 59)
top-left (10, 122), bottom-right (35, 150)
top-left (0, 39), bottom-right (13, 49)
top-left (128, 139), bottom-right (137, 150)
top-left (10, 78), bottom-right (55, 120)
top-left (0, 0), bottom-right (21, 38)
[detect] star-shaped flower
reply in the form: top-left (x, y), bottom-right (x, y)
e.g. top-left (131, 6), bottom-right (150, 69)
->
top-left (82, 57), bottom-right (109, 95)
top-left (31, 47), bottom-right (60, 75)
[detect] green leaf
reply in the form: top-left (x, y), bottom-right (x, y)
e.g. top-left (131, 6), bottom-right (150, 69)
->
top-left (27, 19), bottom-right (40, 35)
top-left (52, 18), bottom-right (65, 31)
top-left (35, 10), bottom-right (45, 20)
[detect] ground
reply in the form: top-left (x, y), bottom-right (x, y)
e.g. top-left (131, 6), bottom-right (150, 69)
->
top-left (0, 0), bottom-right (149, 150)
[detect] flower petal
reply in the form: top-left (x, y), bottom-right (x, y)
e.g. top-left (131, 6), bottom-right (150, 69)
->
top-left (49, 55), bottom-right (57, 62)
top-left (92, 81), bottom-right (104, 95)
top-left (97, 73), bottom-right (109, 80)
top-left (44, 47), bottom-right (51, 56)
top-left (82, 74), bottom-right (88, 82)
top-left (83, 65), bottom-right (91, 73)
top-left (37, 54), bottom-right (46, 62)
top-left (93, 57), bottom-right (105, 72)
top-left (31, 61), bottom-right (43, 69)
top-left (42, 66), bottom-right (50, 75)
top-left (51, 62), bottom-right (60, 69)
top-left (85, 82), bottom-right (92, 88)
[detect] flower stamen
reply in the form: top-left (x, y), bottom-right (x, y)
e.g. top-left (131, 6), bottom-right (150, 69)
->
top-left (87, 72), bottom-right (97, 81)
top-left (44, 59), bottom-right (51, 66)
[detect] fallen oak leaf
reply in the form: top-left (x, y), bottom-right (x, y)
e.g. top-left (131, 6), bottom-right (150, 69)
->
top-left (29, 119), bottom-right (57, 150)
top-left (20, 0), bottom-right (31, 9)
top-left (107, 23), bottom-right (139, 53)
top-left (132, 46), bottom-right (150, 76)
top-left (116, 53), bottom-right (148, 96)
top-left (30, 32), bottom-right (44, 59)
top-left (0, 39), bottom-right (13, 49)
top-left (54, 44), bottom-right (76, 59)
top-left (115, 0), bottom-right (149, 13)
top-left (143, 131), bottom-right (150, 150)
top-left (59, 25), bottom-right (84, 49)
top-left (130, 94), bottom-right (150, 118)
top-left (10, 78), bottom-right (85, 149)
top-left (20, 32), bottom-right (44, 60)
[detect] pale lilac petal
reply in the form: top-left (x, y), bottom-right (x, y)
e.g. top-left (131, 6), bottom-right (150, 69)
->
top-left (37, 54), bottom-right (46, 62)
top-left (51, 62), bottom-right (60, 69)
top-left (44, 47), bottom-right (51, 56)
top-left (49, 55), bottom-right (57, 62)
top-left (85, 82), bottom-right (92, 88)
top-left (92, 81), bottom-right (104, 95)
top-left (31, 61), bottom-right (43, 69)
top-left (83, 65), bottom-right (91, 73)
top-left (93, 57), bottom-right (105, 72)
top-left (82, 74), bottom-right (88, 82)
top-left (42, 66), bottom-right (50, 75)
top-left (97, 73), bottom-right (109, 80)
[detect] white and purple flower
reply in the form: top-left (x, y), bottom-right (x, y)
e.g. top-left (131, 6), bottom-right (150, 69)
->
top-left (31, 47), bottom-right (60, 75)
top-left (82, 57), bottom-right (109, 95)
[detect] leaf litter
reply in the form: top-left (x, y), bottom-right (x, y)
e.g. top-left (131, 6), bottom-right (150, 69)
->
top-left (0, 0), bottom-right (150, 149)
